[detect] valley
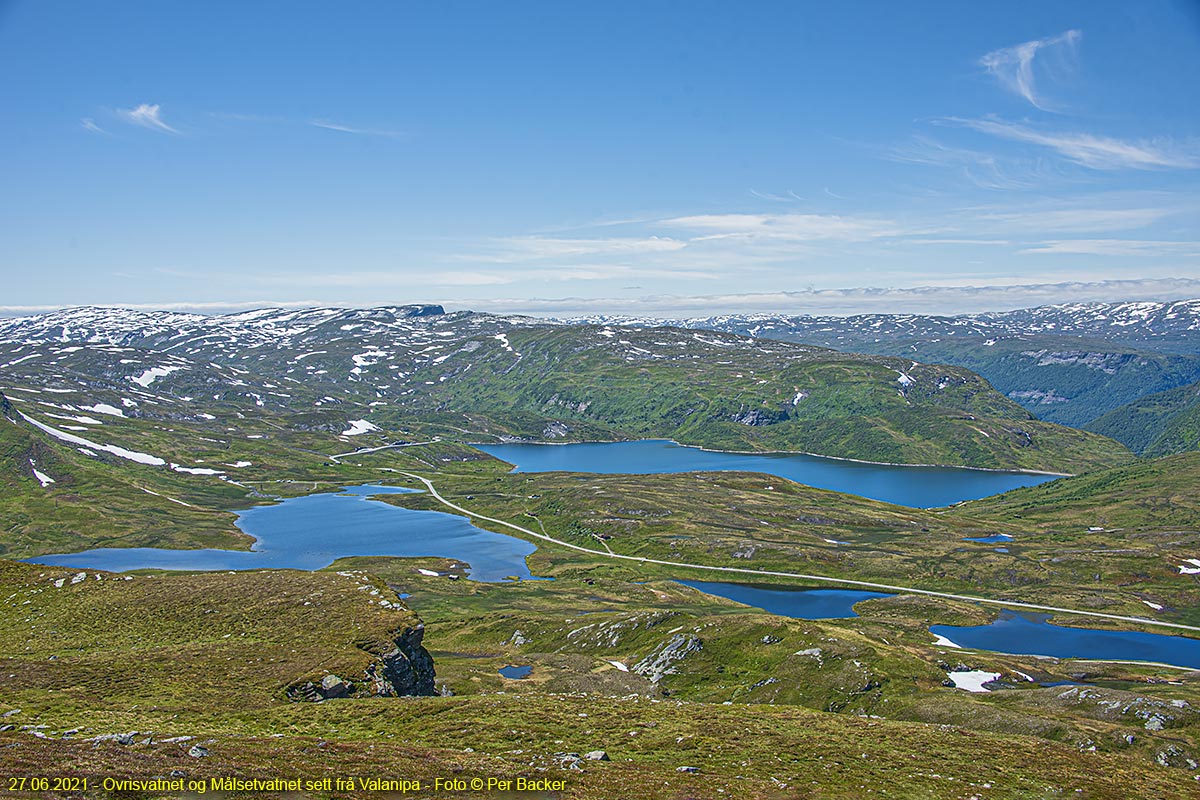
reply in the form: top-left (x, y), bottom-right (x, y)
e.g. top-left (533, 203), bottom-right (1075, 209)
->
top-left (2, 304), bottom-right (1199, 797)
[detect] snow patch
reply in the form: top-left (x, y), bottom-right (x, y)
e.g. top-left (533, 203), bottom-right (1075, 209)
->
top-left (1177, 558), bottom-right (1200, 575)
top-left (1142, 600), bottom-right (1164, 611)
top-left (931, 633), bottom-right (962, 649)
top-left (948, 670), bottom-right (1001, 692)
top-left (28, 459), bottom-right (55, 487)
top-left (130, 365), bottom-right (183, 387)
top-left (19, 412), bottom-right (165, 466)
top-left (171, 464), bottom-right (224, 476)
top-left (81, 403), bottom-right (125, 417)
top-left (607, 660), bottom-right (629, 672)
top-left (341, 419), bottom-right (379, 436)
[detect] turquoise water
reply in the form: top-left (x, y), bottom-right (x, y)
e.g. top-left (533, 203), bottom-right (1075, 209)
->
top-left (478, 440), bottom-right (1055, 508)
top-left (25, 485), bottom-right (538, 582)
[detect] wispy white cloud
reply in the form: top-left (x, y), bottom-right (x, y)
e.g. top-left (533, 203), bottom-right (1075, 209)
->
top-left (445, 277), bottom-right (1200, 318)
top-left (80, 118), bottom-right (107, 135)
top-left (0, 300), bottom-right (329, 318)
top-left (478, 236), bottom-right (688, 262)
top-left (948, 117), bottom-right (1200, 170)
top-left (972, 205), bottom-right (1173, 233)
top-left (1020, 239), bottom-right (1200, 256)
top-left (662, 212), bottom-right (903, 242)
top-left (979, 29), bottom-right (1081, 111)
top-left (748, 189), bottom-right (801, 203)
top-left (904, 238), bottom-right (1012, 246)
top-left (116, 103), bottom-right (178, 134)
top-left (310, 119), bottom-right (403, 138)
top-left (886, 135), bottom-right (1059, 189)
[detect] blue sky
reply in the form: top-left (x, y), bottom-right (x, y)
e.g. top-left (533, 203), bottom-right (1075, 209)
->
top-left (2, 1), bottom-right (1198, 316)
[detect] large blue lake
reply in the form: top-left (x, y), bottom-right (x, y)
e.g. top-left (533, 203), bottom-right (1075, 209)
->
top-left (933, 611), bottom-right (1200, 671)
top-left (477, 440), bottom-right (1056, 508)
top-left (679, 580), bottom-right (1200, 670)
top-left (26, 485), bottom-right (537, 582)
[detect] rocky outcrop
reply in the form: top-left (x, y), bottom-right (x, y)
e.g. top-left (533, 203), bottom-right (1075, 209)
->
top-left (633, 633), bottom-right (702, 684)
top-left (365, 624), bottom-right (437, 697)
top-left (726, 406), bottom-right (789, 426)
top-left (288, 624), bottom-right (436, 702)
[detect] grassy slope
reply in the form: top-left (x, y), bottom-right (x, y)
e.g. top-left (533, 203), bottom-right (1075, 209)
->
top-left (390, 326), bottom-right (1133, 473)
top-left (0, 396), bottom-right (499, 557)
top-left (0, 411), bottom-right (253, 556)
top-left (745, 332), bottom-right (1200, 428)
top-left (3, 558), bottom-right (1198, 799)
top-left (0, 560), bottom-right (428, 712)
top-left (1085, 379), bottom-right (1200, 456)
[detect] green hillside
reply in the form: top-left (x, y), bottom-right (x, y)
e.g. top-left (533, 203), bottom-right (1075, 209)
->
top-left (1085, 379), bottom-right (1200, 456)
top-left (387, 325), bottom-right (1133, 473)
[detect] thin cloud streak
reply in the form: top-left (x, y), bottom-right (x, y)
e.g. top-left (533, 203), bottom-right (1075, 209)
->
top-left (476, 235), bottom-right (689, 262)
top-left (979, 29), bottom-right (1081, 111)
top-left (1020, 239), bottom-right (1200, 256)
top-left (116, 103), bottom-right (178, 134)
top-left (949, 117), bottom-right (1200, 170)
top-left (310, 119), bottom-right (404, 138)
top-left (663, 212), bottom-right (903, 241)
top-left (80, 118), bottom-right (107, 135)
top-left (886, 135), bottom-right (1060, 190)
top-left (972, 206), bottom-right (1173, 233)
top-left (449, 278), bottom-right (1200, 318)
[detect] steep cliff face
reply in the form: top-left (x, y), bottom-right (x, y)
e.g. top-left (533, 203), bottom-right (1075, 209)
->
top-left (366, 623), bottom-right (437, 697)
top-left (287, 622), bottom-right (437, 702)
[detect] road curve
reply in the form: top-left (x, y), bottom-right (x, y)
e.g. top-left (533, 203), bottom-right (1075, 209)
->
top-left (396, 471), bottom-right (1200, 636)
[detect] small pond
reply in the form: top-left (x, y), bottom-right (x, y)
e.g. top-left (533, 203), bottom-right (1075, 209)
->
top-left (676, 579), bottom-right (892, 618)
top-left (498, 665), bottom-right (533, 679)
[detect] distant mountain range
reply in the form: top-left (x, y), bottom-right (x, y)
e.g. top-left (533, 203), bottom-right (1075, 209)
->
top-left (0, 304), bottom-right (1132, 473)
top-left (570, 300), bottom-right (1200, 346)
top-left (571, 300), bottom-right (1200, 435)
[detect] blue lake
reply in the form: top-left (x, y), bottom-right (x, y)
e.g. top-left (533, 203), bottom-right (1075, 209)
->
top-left (477, 440), bottom-right (1056, 508)
top-left (25, 485), bottom-right (538, 582)
top-left (933, 611), bottom-right (1200, 671)
top-left (677, 580), bottom-right (892, 618)
top-left (680, 581), bottom-right (1200, 670)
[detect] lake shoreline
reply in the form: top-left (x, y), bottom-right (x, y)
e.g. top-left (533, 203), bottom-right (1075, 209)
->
top-left (476, 436), bottom-right (1073, 477)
